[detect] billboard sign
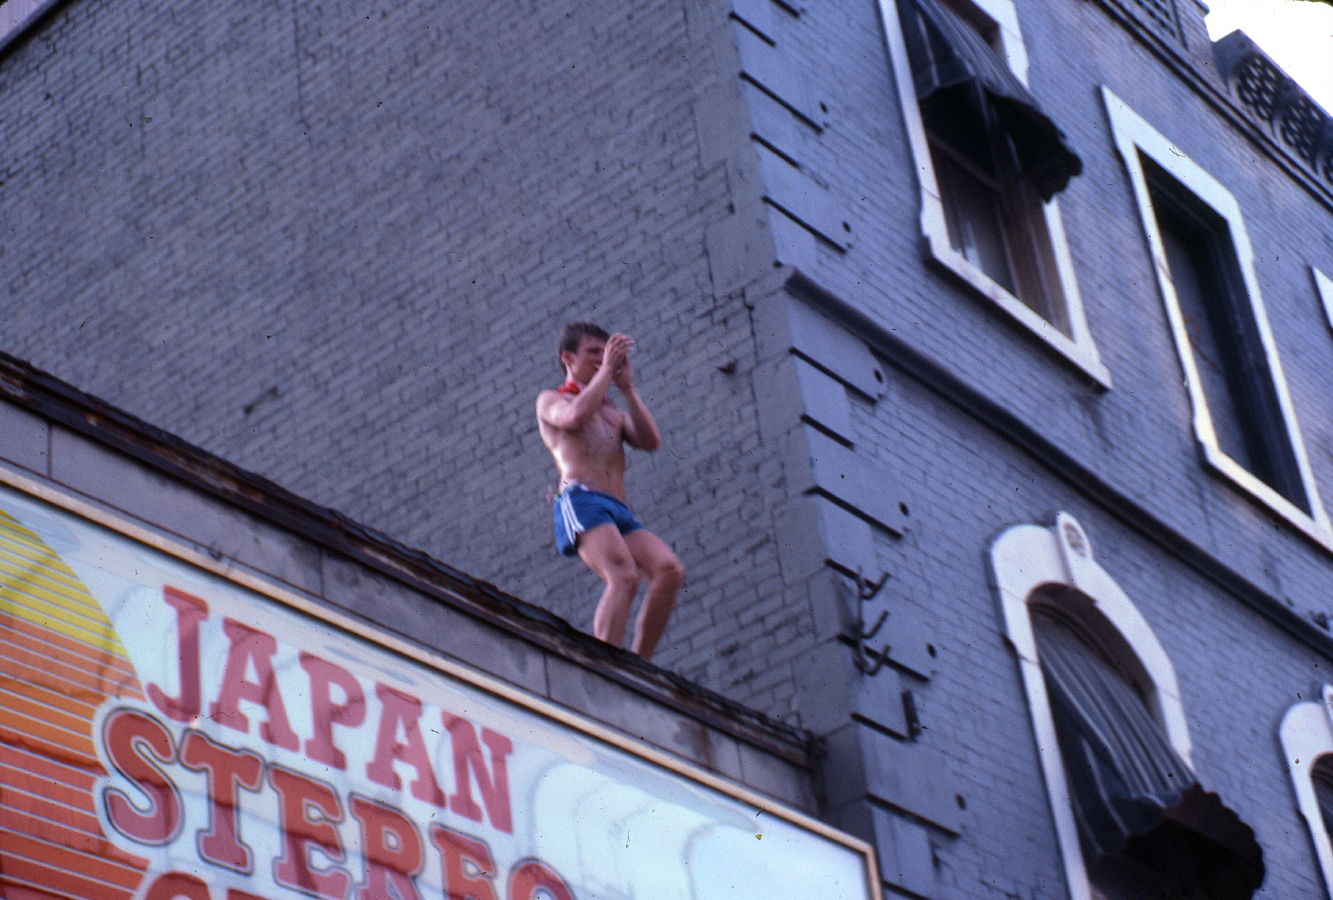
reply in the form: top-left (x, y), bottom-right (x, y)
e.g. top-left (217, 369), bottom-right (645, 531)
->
top-left (0, 479), bottom-right (880, 899)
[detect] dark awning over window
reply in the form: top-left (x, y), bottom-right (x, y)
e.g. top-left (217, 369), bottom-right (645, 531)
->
top-left (1312, 758), bottom-right (1333, 839)
top-left (897, 0), bottom-right (1082, 200)
top-left (1035, 609), bottom-right (1265, 899)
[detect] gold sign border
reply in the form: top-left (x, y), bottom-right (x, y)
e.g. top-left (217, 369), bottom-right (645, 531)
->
top-left (0, 463), bottom-right (884, 898)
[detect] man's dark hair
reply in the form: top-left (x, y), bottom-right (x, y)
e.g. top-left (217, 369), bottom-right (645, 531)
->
top-left (558, 322), bottom-right (609, 371)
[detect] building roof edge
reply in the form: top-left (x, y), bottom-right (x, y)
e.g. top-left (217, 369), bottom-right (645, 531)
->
top-left (0, 350), bottom-right (817, 766)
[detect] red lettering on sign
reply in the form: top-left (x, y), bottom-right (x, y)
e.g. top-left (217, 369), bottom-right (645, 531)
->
top-left (508, 861), bottom-right (575, 900)
top-left (102, 707), bottom-right (183, 845)
top-left (180, 729), bottom-right (265, 872)
top-left (144, 871), bottom-right (212, 900)
top-left (301, 652), bottom-right (367, 770)
top-left (147, 587), bottom-right (209, 723)
top-left (443, 713), bottom-right (514, 834)
top-left (351, 794), bottom-right (425, 900)
top-left (365, 684), bottom-right (447, 807)
top-left (209, 619), bottom-right (301, 751)
top-left (270, 765), bottom-right (352, 900)
top-left (430, 825), bottom-right (499, 900)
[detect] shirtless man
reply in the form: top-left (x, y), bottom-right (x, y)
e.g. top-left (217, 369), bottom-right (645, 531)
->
top-left (536, 322), bottom-right (683, 660)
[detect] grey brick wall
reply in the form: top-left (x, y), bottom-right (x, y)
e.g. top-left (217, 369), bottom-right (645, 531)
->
top-left (0, 0), bottom-right (828, 708)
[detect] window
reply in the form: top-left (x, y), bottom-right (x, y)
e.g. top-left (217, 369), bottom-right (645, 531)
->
top-left (1148, 165), bottom-right (1306, 504)
top-left (921, 85), bottom-right (1066, 326)
top-left (1280, 687), bottom-right (1333, 898)
top-left (1104, 88), bottom-right (1332, 549)
top-left (877, 0), bottom-right (1109, 383)
top-left (992, 514), bottom-right (1264, 900)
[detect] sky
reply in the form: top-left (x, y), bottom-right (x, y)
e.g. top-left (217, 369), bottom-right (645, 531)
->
top-left (1204, 0), bottom-right (1333, 112)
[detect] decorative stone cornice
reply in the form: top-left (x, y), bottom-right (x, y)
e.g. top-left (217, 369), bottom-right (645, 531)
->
top-left (1215, 30), bottom-right (1333, 188)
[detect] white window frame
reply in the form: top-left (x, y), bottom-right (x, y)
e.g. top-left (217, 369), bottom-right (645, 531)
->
top-left (991, 512), bottom-right (1194, 900)
top-left (1315, 268), bottom-right (1333, 334)
top-left (875, 0), bottom-right (1109, 386)
top-left (1104, 87), bottom-right (1332, 551)
top-left (1280, 687), bottom-right (1333, 899)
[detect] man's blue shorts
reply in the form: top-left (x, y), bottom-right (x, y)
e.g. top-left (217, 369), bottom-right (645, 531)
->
top-left (553, 484), bottom-right (643, 556)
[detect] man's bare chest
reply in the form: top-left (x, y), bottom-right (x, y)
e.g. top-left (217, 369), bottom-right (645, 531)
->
top-left (588, 404), bottom-right (623, 436)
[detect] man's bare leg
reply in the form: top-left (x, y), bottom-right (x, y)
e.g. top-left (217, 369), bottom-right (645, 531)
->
top-left (576, 524), bottom-right (641, 647)
top-left (624, 529), bottom-right (684, 660)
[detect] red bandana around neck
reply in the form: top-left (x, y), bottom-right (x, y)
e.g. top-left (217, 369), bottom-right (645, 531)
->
top-left (556, 380), bottom-right (582, 396)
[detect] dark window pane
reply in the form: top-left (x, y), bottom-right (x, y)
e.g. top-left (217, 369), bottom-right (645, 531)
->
top-left (1156, 217), bottom-right (1257, 472)
top-left (920, 85), bottom-right (1068, 331)
top-left (1313, 756), bottom-right (1333, 838)
top-left (931, 144), bottom-right (1016, 293)
top-left (1146, 163), bottom-right (1308, 510)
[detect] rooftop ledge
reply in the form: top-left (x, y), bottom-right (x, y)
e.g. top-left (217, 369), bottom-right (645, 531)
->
top-left (0, 350), bottom-right (817, 769)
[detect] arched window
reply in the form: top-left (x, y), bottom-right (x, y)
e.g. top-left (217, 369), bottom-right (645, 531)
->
top-left (1279, 687), bottom-right (1333, 897)
top-left (992, 514), bottom-right (1263, 900)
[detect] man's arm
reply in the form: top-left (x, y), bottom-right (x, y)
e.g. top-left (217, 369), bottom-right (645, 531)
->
top-left (537, 371), bottom-right (611, 431)
top-left (619, 385), bottom-right (662, 451)
top-left (614, 354), bottom-right (662, 451)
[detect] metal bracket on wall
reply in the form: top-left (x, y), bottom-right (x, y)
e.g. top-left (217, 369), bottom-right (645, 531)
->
top-left (840, 568), bottom-right (893, 675)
